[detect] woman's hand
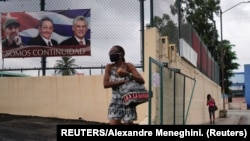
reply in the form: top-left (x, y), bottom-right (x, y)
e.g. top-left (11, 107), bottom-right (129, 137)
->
top-left (117, 68), bottom-right (129, 77)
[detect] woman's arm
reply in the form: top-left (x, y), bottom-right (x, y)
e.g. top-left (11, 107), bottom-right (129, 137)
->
top-left (103, 63), bottom-right (128, 89)
top-left (126, 62), bottom-right (145, 84)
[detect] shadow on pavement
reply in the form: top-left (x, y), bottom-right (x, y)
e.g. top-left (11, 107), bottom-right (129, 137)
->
top-left (0, 113), bottom-right (108, 141)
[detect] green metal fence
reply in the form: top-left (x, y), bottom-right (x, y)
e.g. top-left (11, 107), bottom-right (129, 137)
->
top-left (148, 57), bottom-right (196, 125)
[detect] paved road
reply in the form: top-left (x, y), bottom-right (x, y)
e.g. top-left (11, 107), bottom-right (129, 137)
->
top-left (0, 114), bottom-right (107, 141)
top-left (214, 109), bottom-right (250, 125)
top-left (1, 110), bottom-right (249, 140)
top-left (231, 110), bottom-right (250, 124)
top-left (239, 115), bottom-right (250, 124)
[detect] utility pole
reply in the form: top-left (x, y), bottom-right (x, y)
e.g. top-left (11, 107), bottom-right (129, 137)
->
top-left (219, 1), bottom-right (250, 117)
top-left (40, 0), bottom-right (46, 76)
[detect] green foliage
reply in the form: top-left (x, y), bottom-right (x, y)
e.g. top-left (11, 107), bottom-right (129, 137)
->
top-left (149, 0), bottom-right (239, 94)
top-left (175, 0), bottom-right (239, 94)
top-left (54, 56), bottom-right (78, 76)
top-left (220, 40), bottom-right (239, 94)
top-left (171, 0), bottom-right (221, 57)
top-left (147, 14), bottom-right (179, 45)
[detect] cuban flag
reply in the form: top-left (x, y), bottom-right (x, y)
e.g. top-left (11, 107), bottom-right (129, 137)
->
top-left (1, 9), bottom-right (91, 58)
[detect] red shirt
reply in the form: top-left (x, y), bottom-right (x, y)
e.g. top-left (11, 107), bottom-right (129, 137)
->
top-left (207, 98), bottom-right (215, 107)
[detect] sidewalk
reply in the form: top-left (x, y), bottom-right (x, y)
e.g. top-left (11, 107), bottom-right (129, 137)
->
top-left (203, 110), bottom-right (243, 125)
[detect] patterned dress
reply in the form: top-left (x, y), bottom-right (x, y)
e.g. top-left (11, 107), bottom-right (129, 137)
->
top-left (107, 65), bottom-right (137, 123)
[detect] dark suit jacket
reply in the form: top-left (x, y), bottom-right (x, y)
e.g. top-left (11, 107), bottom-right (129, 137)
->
top-left (60, 36), bottom-right (90, 46)
top-left (28, 35), bottom-right (58, 46)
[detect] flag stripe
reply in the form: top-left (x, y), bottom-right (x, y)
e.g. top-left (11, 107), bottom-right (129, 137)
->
top-left (2, 9), bottom-right (91, 45)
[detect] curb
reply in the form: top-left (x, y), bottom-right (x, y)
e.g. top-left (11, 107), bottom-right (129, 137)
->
top-left (236, 115), bottom-right (243, 125)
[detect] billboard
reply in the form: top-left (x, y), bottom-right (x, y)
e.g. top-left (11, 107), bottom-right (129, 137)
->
top-left (1, 9), bottom-right (91, 58)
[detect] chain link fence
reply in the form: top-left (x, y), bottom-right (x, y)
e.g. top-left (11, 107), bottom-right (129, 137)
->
top-left (151, 0), bottom-right (219, 85)
top-left (0, 0), bottom-right (142, 76)
top-left (1, 0), bottom-right (220, 84)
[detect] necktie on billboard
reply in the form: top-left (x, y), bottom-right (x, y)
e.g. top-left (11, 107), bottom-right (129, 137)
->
top-left (5, 10), bottom-right (91, 45)
top-left (79, 40), bottom-right (83, 45)
top-left (48, 41), bottom-right (52, 46)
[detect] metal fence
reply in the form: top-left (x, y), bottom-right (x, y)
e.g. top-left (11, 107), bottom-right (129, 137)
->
top-left (190, 26), bottom-right (220, 85)
top-left (151, 0), bottom-right (220, 85)
top-left (148, 57), bottom-right (196, 125)
top-left (0, 0), bottom-right (220, 85)
top-left (0, 0), bottom-right (143, 76)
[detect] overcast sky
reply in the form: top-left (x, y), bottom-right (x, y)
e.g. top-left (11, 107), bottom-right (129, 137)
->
top-left (215, 0), bottom-right (250, 72)
top-left (0, 0), bottom-right (141, 76)
top-left (150, 0), bottom-right (250, 73)
top-left (151, 0), bottom-right (250, 72)
top-left (1, 0), bottom-right (249, 76)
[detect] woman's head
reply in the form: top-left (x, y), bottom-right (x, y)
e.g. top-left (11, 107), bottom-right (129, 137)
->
top-left (207, 94), bottom-right (212, 100)
top-left (109, 45), bottom-right (125, 62)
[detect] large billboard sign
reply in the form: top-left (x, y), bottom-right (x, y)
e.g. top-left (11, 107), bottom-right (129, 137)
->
top-left (1, 9), bottom-right (91, 58)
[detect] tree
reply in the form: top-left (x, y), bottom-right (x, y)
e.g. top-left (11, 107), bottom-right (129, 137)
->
top-left (219, 40), bottom-right (239, 94)
top-left (147, 14), bottom-right (179, 45)
top-left (54, 56), bottom-right (78, 76)
top-left (170, 0), bottom-right (239, 94)
top-left (170, 0), bottom-right (221, 57)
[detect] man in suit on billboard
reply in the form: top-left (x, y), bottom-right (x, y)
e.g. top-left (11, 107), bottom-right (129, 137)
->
top-left (28, 17), bottom-right (58, 47)
top-left (60, 15), bottom-right (90, 46)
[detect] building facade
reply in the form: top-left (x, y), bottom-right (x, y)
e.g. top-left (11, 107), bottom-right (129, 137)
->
top-left (230, 64), bottom-right (250, 109)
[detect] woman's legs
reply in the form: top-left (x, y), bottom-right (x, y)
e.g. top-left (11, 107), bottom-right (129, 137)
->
top-left (209, 111), bottom-right (212, 124)
top-left (109, 119), bottom-right (122, 125)
top-left (208, 107), bottom-right (214, 124)
top-left (212, 110), bottom-right (215, 124)
top-left (108, 104), bottom-right (137, 125)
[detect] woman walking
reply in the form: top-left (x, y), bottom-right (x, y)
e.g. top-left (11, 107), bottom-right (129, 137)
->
top-left (207, 94), bottom-right (216, 124)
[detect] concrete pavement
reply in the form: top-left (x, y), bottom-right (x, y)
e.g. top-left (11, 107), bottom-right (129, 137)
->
top-left (0, 109), bottom-right (248, 140)
top-left (203, 109), bottom-right (249, 125)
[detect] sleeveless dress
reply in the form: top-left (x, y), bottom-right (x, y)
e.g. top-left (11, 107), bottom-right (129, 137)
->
top-left (107, 64), bottom-right (137, 123)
